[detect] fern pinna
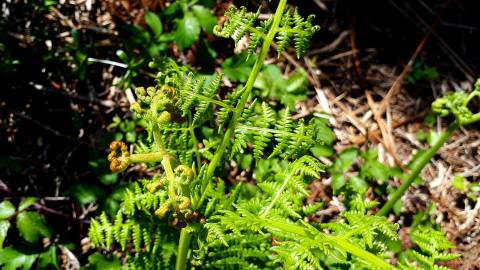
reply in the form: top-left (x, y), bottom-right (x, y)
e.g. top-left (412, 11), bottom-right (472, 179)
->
top-left (89, 1), bottom-right (461, 269)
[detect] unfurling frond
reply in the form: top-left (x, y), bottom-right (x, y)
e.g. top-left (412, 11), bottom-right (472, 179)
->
top-left (432, 78), bottom-right (480, 125)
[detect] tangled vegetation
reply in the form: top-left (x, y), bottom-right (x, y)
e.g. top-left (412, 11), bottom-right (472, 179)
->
top-left (88, 1), bottom-right (478, 269)
top-left (1, 0), bottom-right (479, 269)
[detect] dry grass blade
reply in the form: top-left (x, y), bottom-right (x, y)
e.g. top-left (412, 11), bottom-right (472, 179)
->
top-left (365, 90), bottom-right (406, 169)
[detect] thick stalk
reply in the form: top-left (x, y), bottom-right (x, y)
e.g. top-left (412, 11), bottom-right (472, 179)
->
top-left (462, 112), bottom-right (480, 125)
top-left (163, 157), bottom-right (178, 211)
top-left (128, 152), bottom-right (164, 163)
top-left (175, 228), bottom-right (192, 270)
top-left (377, 122), bottom-right (459, 216)
top-left (201, 0), bottom-right (288, 193)
top-left (152, 124), bottom-right (166, 152)
top-left (265, 219), bottom-right (395, 269)
top-left (152, 123), bottom-right (191, 270)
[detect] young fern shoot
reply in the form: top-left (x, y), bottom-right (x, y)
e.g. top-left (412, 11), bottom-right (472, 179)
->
top-left (88, 1), bottom-right (418, 269)
top-left (378, 79), bottom-right (480, 216)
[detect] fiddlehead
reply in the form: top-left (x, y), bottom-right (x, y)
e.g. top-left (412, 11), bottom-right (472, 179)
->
top-left (432, 78), bottom-right (480, 125)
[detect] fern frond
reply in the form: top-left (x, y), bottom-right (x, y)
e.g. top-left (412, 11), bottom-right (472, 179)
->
top-left (248, 18), bottom-right (272, 55)
top-left (252, 103), bottom-right (275, 159)
top-left (292, 155), bottom-right (324, 178)
top-left (402, 226), bottom-right (461, 269)
top-left (230, 100), bottom-right (257, 158)
top-left (193, 72), bottom-right (223, 125)
top-left (274, 240), bottom-right (324, 270)
top-left (213, 6), bottom-right (262, 44)
top-left (214, 5), bottom-right (319, 58)
top-left (88, 219), bottom-right (103, 247)
top-left (291, 10), bottom-right (319, 58)
top-left (204, 222), bottom-right (229, 246)
top-left (276, 10), bottom-right (294, 57)
top-left (270, 108), bottom-right (293, 158)
top-left (179, 73), bottom-right (203, 116)
top-left (100, 212), bottom-right (114, 247)
top-left (217, 86), bottom-right (243, 132)
top-left (132, 224), bottom-right (142, 252)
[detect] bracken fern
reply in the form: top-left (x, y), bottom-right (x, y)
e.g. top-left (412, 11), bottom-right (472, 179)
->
top-left (88, 1), bottom-right (465, 269)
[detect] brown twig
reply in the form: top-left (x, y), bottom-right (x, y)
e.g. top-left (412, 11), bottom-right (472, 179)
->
top-left (365, 91), bottom-right (406, 170)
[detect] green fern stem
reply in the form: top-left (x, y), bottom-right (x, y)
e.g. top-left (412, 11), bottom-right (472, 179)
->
top-left (193, 93), bottom-right (235, 111)
top-left (152, 122), bottom-right (191, 270)
top-left (152, 124), bottom-right (166, 152)
top-left (163, 156), bottom-right (179, 211)
top-left (377, 121), bottom-right (459, 216)
top-left (237, 125), bottom-right (311, 140)
top-left (260, 169), bottom-right (295, 217)
top-left (462, 112), bottom-right (480, 125)
top-left (127, 152), bottom-right (165, 164)
top-left (175, 228), bottom-right (192, 270)
top-left (188, 115), bottom-right (202, 172)
top-left (264, 219), bottom-right (395, 269)
top-left (200, 0), bottom-right (289, 198)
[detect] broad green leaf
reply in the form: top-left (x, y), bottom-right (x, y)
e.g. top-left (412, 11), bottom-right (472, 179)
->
top-left (331, 174), bottom-right (345, 193)
top-left (174, 12), bottom-right (201, 50)
top-left (451, 175), bottom-right (466, 191)
top-left (67, 182), bottom-right (105, 205)
top-left (109, 186), bottom-right (128, 201)
top-left (0, 248), bottom-right (37, 270)
top-left (144, 11), bottom-right (163, 39)
top-left (100, 173), bottom-right (118, 186)
top-left (192, 5), bottom-right (217, 34)
top-left (0, 220), bottom-right (10, 248)
top-left (18, 197), bottom-right (37, 212)
top-left (162, 1), bottom-right (181, 17)
top-left (38, 246), bottom-right (59, 269)
top-left (310, 145), bottom-right (333, 158)
top-left (362, 160), bottom-right (390, 183)
top-left (254, 65), bottom-right (283, 92)
top-left (313, 119), bottom-right (334, 145)
top-left (285, 68), bottom-right (307, 93)
top-left (16, 212), bottom-right (52, 243)
top-left (85, 253), bottom-right (122, 270)
top-left (415, 131), bottom-right (428, 142)
top-left (254, 159), bottom-right (288, 181)
top-left (332, 148), bottom-right (358, 173)
top-left (349, 176), bottom-right (368, 194)
top-left (221, 53), bottom-right (256, 82)
top-left (361, 149), bottom-right (378, 160)
top-left (0, 201), bottom-right (16, 220)
top-left (253, 65), bottom-right (307, 108)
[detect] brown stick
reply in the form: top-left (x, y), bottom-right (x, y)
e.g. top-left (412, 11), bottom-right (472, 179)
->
top-left (366, 91), bottom-right (407, 170)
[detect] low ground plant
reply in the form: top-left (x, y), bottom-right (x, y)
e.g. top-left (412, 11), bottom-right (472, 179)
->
top-left (85, 1), bottom-right (480, 269)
